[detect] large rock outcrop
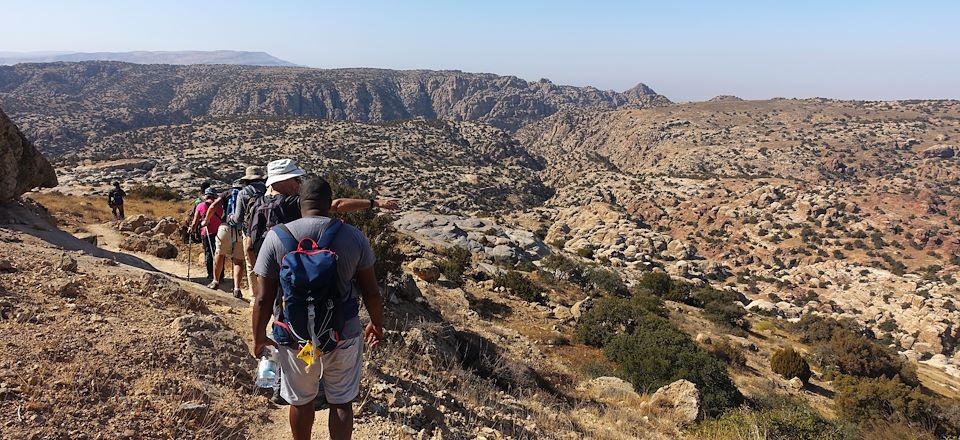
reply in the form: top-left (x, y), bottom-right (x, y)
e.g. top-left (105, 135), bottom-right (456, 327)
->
top-left (0, 107), bottom-right (57, 201)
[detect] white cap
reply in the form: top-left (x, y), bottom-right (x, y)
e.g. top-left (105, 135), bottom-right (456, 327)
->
top-left (265, 159), bottom-right (306, 187)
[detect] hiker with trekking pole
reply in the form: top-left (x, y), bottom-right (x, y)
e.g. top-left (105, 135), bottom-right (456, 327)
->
top-left (189, 187), bottom-right (224, 282)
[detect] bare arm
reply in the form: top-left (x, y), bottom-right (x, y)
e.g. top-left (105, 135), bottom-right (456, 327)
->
top-left (330, 198), bottom-right (401, 213)
top-left (203, 197), bottom-right (224, 226)
top-left (356, 266), bottom-right (385, 348)
top-left (252, 275), bottom-right (279, 356)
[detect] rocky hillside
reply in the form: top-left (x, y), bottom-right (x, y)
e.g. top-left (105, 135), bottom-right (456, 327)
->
top-left (518, 99), bottom-right (960, 184)
top-left (511, 98), bottom-right (960, 374)
top-left (56, 117), bottom-right (553, 214)
top-left (0, 61), bottom-right (670, 155)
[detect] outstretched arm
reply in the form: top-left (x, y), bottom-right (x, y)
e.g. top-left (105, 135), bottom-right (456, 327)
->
top-left (356, 266), bottom-right (384, 348)
top-left (329, 198), bottom-right (400, 213)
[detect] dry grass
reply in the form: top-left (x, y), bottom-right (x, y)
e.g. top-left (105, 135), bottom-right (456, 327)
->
top-left (26, 191), bottom-right (189, 230)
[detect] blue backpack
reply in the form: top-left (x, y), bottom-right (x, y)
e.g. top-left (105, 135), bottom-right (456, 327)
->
top-left (270, 220), bottom-right (358, 354)
top-left (224, 188), bottom-right (242, 228)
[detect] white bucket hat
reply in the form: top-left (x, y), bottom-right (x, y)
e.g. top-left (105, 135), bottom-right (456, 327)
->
top-left (265, 159), bottom-right (307, 187)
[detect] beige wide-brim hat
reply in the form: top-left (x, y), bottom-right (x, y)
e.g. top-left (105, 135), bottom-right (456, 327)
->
top-left (265, 159), bottom-right (306, 187)
top-left (240, 165), bottom-right (264, 181)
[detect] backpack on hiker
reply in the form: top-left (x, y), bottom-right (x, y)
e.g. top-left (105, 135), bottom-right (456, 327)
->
top-left (107, 189), bottom-right (123, 207)
top-left (247, 194), bottom-right (299, 255)
top-left (224, 188), bottom-right (242, 229)
top-left (270, 221), bottom-right (358, 358)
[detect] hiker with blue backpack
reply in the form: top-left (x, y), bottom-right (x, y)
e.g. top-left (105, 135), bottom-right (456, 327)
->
top-left (252, 176), bottom-right (384, 440)
top-left (246, 159), bottom-right (398, 410)
top-left (203, 179), bottom-right (249, 297)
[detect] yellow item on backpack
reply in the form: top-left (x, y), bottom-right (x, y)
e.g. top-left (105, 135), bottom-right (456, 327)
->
top-left (297, 343), bottom-right (320, 372)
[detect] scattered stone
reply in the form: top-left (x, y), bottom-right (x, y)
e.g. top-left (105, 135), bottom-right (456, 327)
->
top-left (788, 377), bottom-right (805, 391)
top-left (0, 259), bottom-right (15, 272)
top-left (577, 376), bottom-right (639, 403)
top-left (56, 253), bottom-right (78, 272)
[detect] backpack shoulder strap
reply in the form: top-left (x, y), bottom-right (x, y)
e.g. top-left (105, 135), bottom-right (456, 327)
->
top-left (316, 220), bottom-right (343, 249)
top-left (274, 223), bottom-right (299, 253)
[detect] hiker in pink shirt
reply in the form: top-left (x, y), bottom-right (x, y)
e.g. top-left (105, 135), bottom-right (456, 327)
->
top-left (190, 187), bottom-right (224, 281)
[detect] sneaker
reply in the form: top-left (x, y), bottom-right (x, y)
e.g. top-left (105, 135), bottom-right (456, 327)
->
top-left (271, 386), bottom-right (289, 406)
top-left (233, 289), bottom-right (242, 299)
top-left (207, 280), bottom-right (219, 289)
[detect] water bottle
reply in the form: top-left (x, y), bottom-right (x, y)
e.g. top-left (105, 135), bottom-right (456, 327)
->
top-left (255, 347), bottom-right (278, 388)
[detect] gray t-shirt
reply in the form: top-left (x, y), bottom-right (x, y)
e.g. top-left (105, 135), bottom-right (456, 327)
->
top-left (254, 217), bottom-right (375, 339)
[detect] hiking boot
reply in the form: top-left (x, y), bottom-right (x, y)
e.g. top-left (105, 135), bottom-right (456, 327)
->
top-left (271, 386), bottom-right (289, 406)
top-left (207, 280), bottom-right (219, 289)
top-left (233, 289), bottom-right (242, 299)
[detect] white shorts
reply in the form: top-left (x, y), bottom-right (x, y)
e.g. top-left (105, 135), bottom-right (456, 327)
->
top-left (275, 336), bottom-right (363, 406)
top-left (215, 225), bottom-right (244, 261)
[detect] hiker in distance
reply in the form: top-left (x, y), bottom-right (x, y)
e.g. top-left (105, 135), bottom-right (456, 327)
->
top-left (190, 187), bottom-right (223, 282)
top-left (252, 177), bottom-right (385, 440)
top-left (107, 181), bottom-right (126, 220)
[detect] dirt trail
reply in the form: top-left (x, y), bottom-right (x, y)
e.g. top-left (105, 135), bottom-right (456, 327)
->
top-left (83, 221), bottom-right (356, 439)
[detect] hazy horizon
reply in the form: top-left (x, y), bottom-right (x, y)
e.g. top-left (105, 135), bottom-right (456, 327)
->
top-left (3, 1), bottom-right (958, 102)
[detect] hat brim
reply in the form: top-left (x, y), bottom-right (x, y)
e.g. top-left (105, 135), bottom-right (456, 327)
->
top-left (240, 173), bottom-right (264, 181)
top-left (265, 170), bottom-right (306, 187)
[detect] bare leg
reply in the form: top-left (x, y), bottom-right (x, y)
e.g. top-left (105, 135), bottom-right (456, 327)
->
top-left (232, 259), bottom-right (245, 288)
top-left (212, 253), bottom-right (225, 283)
top-left (289, 399), bottom-right (315, 440)
top-left (329, 403), bottom-right (353, 440)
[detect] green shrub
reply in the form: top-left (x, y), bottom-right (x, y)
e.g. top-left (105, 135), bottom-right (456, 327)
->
top-left (827, 331), bottom-right (918, 385)
top-left (709, 339), bottom-right (747, 368)
top-left (771, 348), bottom-right (812, 382)
top-left (494, 271), bottom-right (543, 303)
top-left (434, 246), bottom-right (471, 286)
top-left (573, 294), bottom-right (663, 347)
top-left (604, 314), bottom-right (743, 416)
top-left (637, 272), bottom-right (672, 296)
top-left (127, 184), bottom-right (181, 201)
top-left (577, 247), bottom-right (595, 259)
top-left (586, 267), bottom-right (627, 296)
top-left (695, 287), bottom-right (748, 330)
top-left (695, 396), bottom-right (852, 440)
top-left (833, 375), bottom-right (953, 434)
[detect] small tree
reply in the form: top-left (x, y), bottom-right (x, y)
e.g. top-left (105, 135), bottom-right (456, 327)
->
top-left (771, 348), bottom-right (812, 382)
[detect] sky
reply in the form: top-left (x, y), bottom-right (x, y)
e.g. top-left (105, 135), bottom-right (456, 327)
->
top-left (2, 0), bottom-right (958, 102)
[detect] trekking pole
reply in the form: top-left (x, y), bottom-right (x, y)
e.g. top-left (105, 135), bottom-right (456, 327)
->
top-left (186, 228), bottom-right (193, 280)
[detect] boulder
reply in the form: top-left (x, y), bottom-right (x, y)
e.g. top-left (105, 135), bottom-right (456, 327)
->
top-left (119, 214), bottom-right (149, 232)
top-left (152, 218), bottom-right (180, 236)
top-left (663, 240), bottom-right (696, 260)
top-left (0, 107), bottom-right (58, 201)
top-left (408, 258), bottom-right (441, 283)
top-left (120, 236), bottom-right (178, 259)
top-left (641, 379), bottom-right (700, 425)
top-left (920, 144), bottom-right (956, 159)
top-left (571, 297), bottom-right (593, 321)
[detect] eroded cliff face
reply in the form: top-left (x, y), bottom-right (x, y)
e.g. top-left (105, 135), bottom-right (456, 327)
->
top-left (0, 62), bottom-right (670, 156)
top-left (0, 106), bottom-right (56, 201)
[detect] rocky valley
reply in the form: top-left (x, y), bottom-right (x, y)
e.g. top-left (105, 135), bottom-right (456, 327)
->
top-left (3, 61), bottom-right (960, 439)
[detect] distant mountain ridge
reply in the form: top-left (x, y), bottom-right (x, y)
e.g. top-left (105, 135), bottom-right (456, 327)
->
top-left (0, 61), bottom-right (670, 155)
top-left (0, 50), bottom-right (297, 67)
